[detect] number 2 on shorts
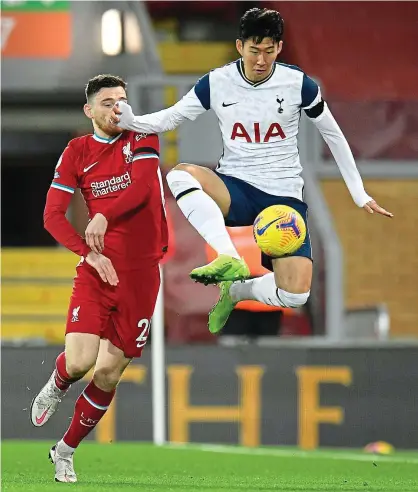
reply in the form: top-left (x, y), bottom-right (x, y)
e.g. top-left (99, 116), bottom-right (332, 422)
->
top-left (136, 319), bottom-right (150, 348)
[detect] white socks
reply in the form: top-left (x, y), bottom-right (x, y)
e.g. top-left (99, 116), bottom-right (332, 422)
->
top-left (230, 273), bottom-right (310, 308)
top-left (166, 169), bottom-right (310, 309)
top-left (230, 274), bottom-right (277, 304)
top-left (166, 170), bottom-right (240, 259)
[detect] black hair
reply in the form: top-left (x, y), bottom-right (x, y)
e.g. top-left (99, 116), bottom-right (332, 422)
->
top-left (239, 8), bottom-right (284, 44)
top-left (85, 74), bottom-right (127, 101)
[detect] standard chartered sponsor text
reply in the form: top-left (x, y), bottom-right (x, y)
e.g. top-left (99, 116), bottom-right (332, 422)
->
top-left (91, 172), bottom-right (131, 197)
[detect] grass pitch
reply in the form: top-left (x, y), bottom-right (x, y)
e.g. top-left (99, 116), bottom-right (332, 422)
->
top-left (2, 441), bottom-right (418, 491)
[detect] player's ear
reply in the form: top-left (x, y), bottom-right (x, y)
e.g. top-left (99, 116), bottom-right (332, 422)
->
top-left (277, 40), bottom-right (283, 56)
top-left (83, 103), bottom-right (93, 120)
top-left (236, 38), bottom-right (244, 56)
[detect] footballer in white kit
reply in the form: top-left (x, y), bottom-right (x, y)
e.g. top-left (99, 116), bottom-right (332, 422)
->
top-left (112, 7), bottom-right (392, 334)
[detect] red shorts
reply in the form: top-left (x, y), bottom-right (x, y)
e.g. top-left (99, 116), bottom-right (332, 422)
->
top-left (66, 261), bottom-right (160, 358)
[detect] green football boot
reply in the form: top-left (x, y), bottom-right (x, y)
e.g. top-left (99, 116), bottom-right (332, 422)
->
top-left (208, 281), bottom-right (237, 334)
top-left (189, 255), bottom-right (250, 285)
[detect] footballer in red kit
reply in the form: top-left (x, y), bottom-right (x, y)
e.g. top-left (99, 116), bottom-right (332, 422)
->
top-left (30, 74), bottom-right (167, 483)
top-left (47, 130), bottom-right (167, 355)
top-left (48, 130), bottom-right (167, 273)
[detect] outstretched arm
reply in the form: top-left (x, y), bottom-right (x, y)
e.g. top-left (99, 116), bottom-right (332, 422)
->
top-left (302, 75), bottom-right (392, 217)
top-left (112, 100), bottom-right (189, 133)
top-left (111, 73), bottom-right (211, 133)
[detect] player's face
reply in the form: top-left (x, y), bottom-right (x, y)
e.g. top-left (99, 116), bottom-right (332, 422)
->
top-left (84, 86), bottom-right (127, 138)
top-left (236, 38), bottom-right (283, 82)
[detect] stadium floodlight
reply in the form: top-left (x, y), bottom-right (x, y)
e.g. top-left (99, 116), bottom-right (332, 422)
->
top-left (124, 11), bottom-right (142, 54)
top-left (101, 9), bottom-right (122, 56)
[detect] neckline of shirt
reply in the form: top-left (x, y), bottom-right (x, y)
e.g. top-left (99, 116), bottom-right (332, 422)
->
top-left (236, 59), bottom-right (276, 87)
top-left (93, 133), bottom-right (123, 144)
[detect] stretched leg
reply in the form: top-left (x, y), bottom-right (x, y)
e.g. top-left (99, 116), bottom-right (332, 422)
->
top-left (231, 256), bottom-right (312, 302)
top-left (51, 339), bottom-right (131, 483)
top-left (31, 333), bottom-right (100, 427)
top-left (166, 163), bottom-right (249, 284)
top-left (209, 257), bottom-right (312, 334)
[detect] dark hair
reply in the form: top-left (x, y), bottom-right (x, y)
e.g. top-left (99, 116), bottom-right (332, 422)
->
top-left (85, 74), bottom-right (127, 101)
top-left (239, 8), bottom-right (284, 44)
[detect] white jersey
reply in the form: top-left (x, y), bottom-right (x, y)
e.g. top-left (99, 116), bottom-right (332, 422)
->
top-left (119, 59), bottom-right (371, 207)
top-left (185, 60), bottom-right (321, 198)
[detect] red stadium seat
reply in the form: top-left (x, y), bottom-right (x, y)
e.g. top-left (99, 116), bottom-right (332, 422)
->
top-left (264, 1), bottom-right (418, 101)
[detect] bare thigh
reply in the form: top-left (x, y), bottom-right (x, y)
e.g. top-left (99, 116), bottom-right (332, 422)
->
top-left (65, 333), bottom-right (101, 378)
top-left (272, 256), bottom-right (313, 293)
top-left (173, 163), bottom-right (231, 218)
top-left (93, 339), bottom-right (132, 392)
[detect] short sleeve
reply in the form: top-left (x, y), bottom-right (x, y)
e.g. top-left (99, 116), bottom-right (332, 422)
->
top-left (50, 144), bottom-right (78, 195)
top-left (301, 74), bottom-right (321, 109)
top-left (133, 133), bottom-right (160, 162)
top-left (193, 73), bottom-right (210, 110)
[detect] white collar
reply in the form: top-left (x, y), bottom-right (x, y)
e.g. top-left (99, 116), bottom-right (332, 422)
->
top-left (92, 133), bottom-right (123, 144)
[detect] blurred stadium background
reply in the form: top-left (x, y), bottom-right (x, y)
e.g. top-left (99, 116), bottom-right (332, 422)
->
top-left (2, 0), bottom-right (418, 451)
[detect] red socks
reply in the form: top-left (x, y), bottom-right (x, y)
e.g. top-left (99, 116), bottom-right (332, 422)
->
top-left (55, 352), bottom-right (116, 449)
top-left (63, 380), bottom-right (116, 448)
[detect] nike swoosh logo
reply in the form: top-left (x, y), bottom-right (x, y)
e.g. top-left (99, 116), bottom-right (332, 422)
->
top-left (255, 217), bottom-right (281, 236)
top-left (222, 102), bottom-right (239, 107)
top-left (83, 161), bottom-right (98, 172)
top-left (35, 407), bottom-right (50, 425)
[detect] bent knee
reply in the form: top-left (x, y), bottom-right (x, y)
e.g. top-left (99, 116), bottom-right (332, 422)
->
top-left (66, 360), bottom-right (94, 379)
top-left (93, 368), bottom-right (123, 391)
top-left (166, 164), bottom-right (202, 198)
top-left (276, 288), bottom-right (310, 308)
top-left (172, 163), bottom-right (199, 176)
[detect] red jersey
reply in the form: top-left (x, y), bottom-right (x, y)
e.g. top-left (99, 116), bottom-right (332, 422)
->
top-left (44, 131), bottom-right (168, 271)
